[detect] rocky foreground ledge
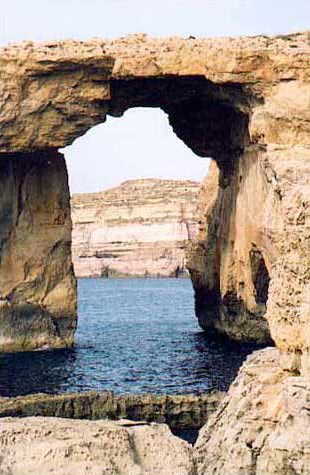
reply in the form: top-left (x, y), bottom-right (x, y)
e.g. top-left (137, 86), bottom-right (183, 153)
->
top-left (0, 417), bottom-right (195, 475)
top-left (0, 389), bottom-right (223, 475)
top-left (3, 348), bottom-right (310, 474)
top-left (2, 349), bottom-right (310, 474)
top-left (195, 347), bottom-right (310, 475)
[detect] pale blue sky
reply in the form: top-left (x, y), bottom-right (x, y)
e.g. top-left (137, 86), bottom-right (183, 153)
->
top-left (1, 0), bottom-right (310, 193)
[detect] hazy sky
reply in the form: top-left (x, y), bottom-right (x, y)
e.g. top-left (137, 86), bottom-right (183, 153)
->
top-left (1, 0), bottom-right (310, 193)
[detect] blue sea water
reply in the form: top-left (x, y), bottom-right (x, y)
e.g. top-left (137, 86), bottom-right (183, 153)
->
top-left (0, 278), bottom-right (259, 397)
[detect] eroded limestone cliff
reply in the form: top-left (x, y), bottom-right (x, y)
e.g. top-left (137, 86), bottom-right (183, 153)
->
top-left (187, 155), bottom-right (275, 344)
top-left (71, 178), bottom-right (200, 278)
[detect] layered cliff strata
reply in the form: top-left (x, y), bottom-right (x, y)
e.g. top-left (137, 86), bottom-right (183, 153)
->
top-left (0, 32), bottom-right (309, 360)
top-left (71, 179), bottom-right (200, 278)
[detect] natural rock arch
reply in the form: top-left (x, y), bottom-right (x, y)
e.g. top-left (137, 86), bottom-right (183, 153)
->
top-left (0, 33), bottom-right (310, 375)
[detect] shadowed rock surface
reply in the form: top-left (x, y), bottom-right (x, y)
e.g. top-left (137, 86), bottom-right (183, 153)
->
top-left (0, 389), bottom-right (223, 431)
top-left (71, 179), bottom-right (200, 278)
top-left (0, 151), bottom-right (76, 352)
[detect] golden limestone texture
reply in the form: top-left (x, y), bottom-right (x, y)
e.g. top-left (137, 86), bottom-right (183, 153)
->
top-left (71, 179), bottom-right (200, 278)
top-left (0, 417), bottom-right (194, 475)
top-left (0, 151), bottom-right (76, 352)
top-left (194, 347), bottom-right (310, 475)
top-left (0, 32), bottom-right (309, 360)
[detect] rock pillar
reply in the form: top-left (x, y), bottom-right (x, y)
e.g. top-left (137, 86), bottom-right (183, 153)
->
top-left (0, 150), bottom-right (77, 351)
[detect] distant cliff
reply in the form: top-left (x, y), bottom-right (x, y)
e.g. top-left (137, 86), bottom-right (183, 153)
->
top-left (71, 179), bottom-right (200, 278)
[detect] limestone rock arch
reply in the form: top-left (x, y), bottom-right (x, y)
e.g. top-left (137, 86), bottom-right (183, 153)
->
top-left (0, 33), bottom-right (309, 367)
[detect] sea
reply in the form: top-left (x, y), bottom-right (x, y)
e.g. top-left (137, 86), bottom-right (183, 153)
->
top-left (0, 278), bottom-right (259, 397)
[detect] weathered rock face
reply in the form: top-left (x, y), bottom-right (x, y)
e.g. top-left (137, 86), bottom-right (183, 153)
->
top-left (0, 151), bottom-right (76, 352)
top-left (187, 154), bottom-right (275, 344)
top-left (71, 178), bottom-right (200, 278)
top-left (194, 347), bottom-right (310, 475)
top-left (0, 417), bottom-right (195, 475)
top-left (0, 32), bottom-right (310, 358)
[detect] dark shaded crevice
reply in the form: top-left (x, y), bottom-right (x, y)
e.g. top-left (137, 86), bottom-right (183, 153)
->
top-left (190, 269), bottom-right (221, 331)
top-left (250, 247), bottom-right (270, 305)
top-left (171, 427), bottom-right (199, 445)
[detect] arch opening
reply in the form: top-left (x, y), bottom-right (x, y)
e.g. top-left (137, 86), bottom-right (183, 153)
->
top-left (66, 106), bottom-right (207, 279)
top-left (65, 106), bottom-right (208, 194)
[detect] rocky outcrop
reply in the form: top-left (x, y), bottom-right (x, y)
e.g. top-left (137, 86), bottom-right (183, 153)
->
top-left (0, 389), bottom-right (223, 432)
top-left (0, 32), bottom-right (310, 357)
top-left (0, 417), bottom-right (195, 475)
top-left (194, 347), bottom-right (310, 475)
top-left (71, 179), bottom-right (200, 278)
top-left (0, 151), bottom-right (76, 352)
